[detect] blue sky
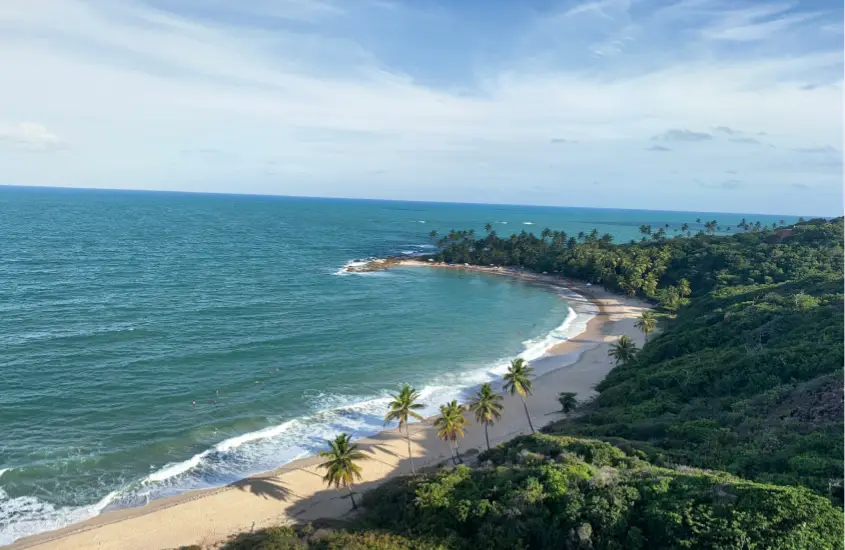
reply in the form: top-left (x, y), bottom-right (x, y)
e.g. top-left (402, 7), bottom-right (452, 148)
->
top-left (0, 0), bottom-right (842, 215)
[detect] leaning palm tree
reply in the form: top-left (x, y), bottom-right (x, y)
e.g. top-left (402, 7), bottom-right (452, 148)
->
top-left (384, 384), bottom-right (425, 474)
top-left (503, 358), bottom-right (536, 434)
top-left (634, 311), bottom-right (657, 342)
top-left (608, 335), bottom-right (638, 365)
top-left (317, 433), bottom-right (368, 509)
top-left (434, 401), bottom-right (468, 464)
top-left (468, 383), bottom-right (504, 451)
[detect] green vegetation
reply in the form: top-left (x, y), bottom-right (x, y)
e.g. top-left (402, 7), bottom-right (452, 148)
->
top-left (434, 400), bottom-right (468, 465)
top-left (190, 217), bottom-right (844, 549)
top-left (318, 434), bottom-right (369, 509)
top-left (435, 216), bottom-right (843, 501)
top-left (503, 358), bottom-right (536, 434)
top-left (467, 383), bottom-right (504, 451)
top-left (557, 391), bottom-right (578, 414)
top-left (210, 436), bottom-right (843, 550)
top-left (634, 311), bottom-right (656, 342)
top-left (607, 334), bottom-right (638, 365)
top-left (384, 384), bottom-right (425, 474)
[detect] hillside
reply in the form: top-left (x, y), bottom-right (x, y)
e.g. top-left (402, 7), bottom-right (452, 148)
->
top-left (207, 436), bottom-right (844, 550)
top-left (435, 217), bottom-right (844, 500)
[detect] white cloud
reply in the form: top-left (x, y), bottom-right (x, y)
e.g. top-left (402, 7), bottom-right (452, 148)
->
top-left (0, 123), bottom-right (64, 151)
top-left (0, 0), bottom-right (841, 215)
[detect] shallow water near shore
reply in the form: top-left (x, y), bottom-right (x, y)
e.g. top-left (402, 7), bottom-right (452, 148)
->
top-left (0, 187), bottom-right (793, 543)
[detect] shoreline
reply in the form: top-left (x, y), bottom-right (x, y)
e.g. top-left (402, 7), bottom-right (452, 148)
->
top-left (10, 264), bottom-right (652, 550)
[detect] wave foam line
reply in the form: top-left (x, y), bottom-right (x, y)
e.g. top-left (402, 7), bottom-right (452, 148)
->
top-left (1, 288), bottom-right (596, 545)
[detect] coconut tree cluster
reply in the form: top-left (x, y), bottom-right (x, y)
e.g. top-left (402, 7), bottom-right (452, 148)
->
top-left (318, 315), bottom-right (660, 512)
top-left (317, 352), bottom-right (595, 508)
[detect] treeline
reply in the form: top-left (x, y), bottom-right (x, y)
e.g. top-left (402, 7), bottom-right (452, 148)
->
top-left (435, 218), bottom-right (844, 499)
top-left (210, 436), bottom-right (844, 549)
top-left (189, 217), bottom-right (844, 550)
top-left (431, 217), bottom-right (841, 311)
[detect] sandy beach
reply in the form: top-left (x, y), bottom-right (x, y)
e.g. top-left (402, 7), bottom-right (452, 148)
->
top-left (10, 264), bottom-right (651, 550)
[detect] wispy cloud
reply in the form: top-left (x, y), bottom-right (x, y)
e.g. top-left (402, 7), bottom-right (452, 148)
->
top-left (793, 145), bottom-right (839, 153)
top-left (0, 123), bottom-right (65, 151)
top-left (714, 126), bottom-right (739, 135)
top-left (700, 178), bottom-right (743, 190)
top-left (0, 0), bottom-right (841, 215)
top-left (646, 144), bottom-right (672, 152)
top-left (729, 137), bottom-right (761, 145)
top-left (652, 129), bottom-right (713, 142)
top-left (701, 3), bottom-right (822, 42)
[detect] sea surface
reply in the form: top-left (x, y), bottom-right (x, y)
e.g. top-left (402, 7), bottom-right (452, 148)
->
top-left (0, 187), bottom-right (795, 544)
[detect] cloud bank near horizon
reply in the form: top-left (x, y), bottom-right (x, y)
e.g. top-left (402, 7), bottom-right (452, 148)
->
top-left (0, 0), bottom-right (842, 215)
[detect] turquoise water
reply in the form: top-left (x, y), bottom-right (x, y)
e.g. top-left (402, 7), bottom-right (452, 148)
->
top-left (0, 187), bottom-right (796, 543)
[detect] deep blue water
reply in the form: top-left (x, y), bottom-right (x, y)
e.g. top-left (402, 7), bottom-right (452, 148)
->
top-left (0, 187), bottom-right (796, 543)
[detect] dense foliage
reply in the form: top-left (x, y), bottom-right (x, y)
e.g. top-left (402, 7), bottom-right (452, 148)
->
top-left (359, 436), bottom-right (843, 549)
top-left (434, 218), bottom-right (842, 310)
top-left (183, 218), bottom-right (844, 549)
top-left (199, 436), bottom-right (843, 550)
top-left (437, 218), bottom-right (844, 499)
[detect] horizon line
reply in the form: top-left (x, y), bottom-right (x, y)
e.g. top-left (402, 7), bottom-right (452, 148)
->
top-left (0, 184), bottom-right (831, 219)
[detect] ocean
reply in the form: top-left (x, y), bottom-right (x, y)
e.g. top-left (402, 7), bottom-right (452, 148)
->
top-left (0, 187), bottom-right (796, 544)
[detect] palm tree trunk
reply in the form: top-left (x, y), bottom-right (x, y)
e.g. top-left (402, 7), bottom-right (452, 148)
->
top-left (406, 424), bottom-right (416, 474)
top-left (455, 441), bottom-right (463, 464)
top-left (484, 423), bottom-right (491, 451)
top-left (522, 396), bottom-right (535, 434)
top-left (348, 486), bottom-right (357, 510)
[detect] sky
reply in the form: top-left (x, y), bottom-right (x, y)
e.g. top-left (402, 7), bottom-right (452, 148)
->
top-left (0, 0), bottom-right (842, 216)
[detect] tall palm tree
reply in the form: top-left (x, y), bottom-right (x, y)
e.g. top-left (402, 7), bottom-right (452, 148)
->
top-left (503, 358), bottom-right (535, 434)
top-left (428, 230), bottom-right (438, 243)
top-left (434, 401), bottom-right (468, 464)
top-left (608, 335), bottom-right (638, 365)
top-left (317, 433), bottom-right (368, 509)
top-left (484, 222), bottom-right (493, 234)
top-left (468, 383), bottom-right (504, 451)
top-left (678, 278), bottom-right (691, 297)
top-left (384, 384), bottom-right (425, 474)
top-left (634, 311), bottom-right (657, 342)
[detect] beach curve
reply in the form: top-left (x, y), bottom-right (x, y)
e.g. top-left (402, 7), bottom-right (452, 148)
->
top-left (9, 265), bottom-right (652, 550)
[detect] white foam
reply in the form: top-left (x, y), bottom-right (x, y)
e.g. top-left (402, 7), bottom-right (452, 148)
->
top-left (523, 221), bottom-right (534, 225)
top-left (2, 287), bottom-right (597, 545)
top-left (0, 488), bottom-right (118, 546)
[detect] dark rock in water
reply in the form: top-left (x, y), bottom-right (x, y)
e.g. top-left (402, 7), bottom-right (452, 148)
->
top-left (345, 257), bottom-right (403, 273)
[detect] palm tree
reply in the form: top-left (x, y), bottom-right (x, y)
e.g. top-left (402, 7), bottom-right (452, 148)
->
top-left (384, 384), bottom-right (425, 474)
top-left (678, 278), bottom-right (691, 297)
top-left (638, 225), bottom-right (652, 236)
top-left (681, 223), bottom-right (689, 232)
top-left (608, 335), bottom-right (638, 365)
top-left (558, 392), bottom-right (578, 413)
top-left (634, 311), bottom-right (657, 342)
top-left (318, 433), bottom-right (368, 509)
top-left (428, 230), bottom-right (438, 243)
top-left (503, 358), bottom-right (535, 434)
top-left (484, 223), bottom-right (493, 234)
top-left (434, 401), bottom-right (468, 464)
top-left (468, 383), bottom-right (504, 451)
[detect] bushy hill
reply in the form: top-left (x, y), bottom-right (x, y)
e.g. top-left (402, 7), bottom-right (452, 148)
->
top-left (207, 436), bottom-right (843, 550)
top-left (437, 217), bottom-right (844, 499)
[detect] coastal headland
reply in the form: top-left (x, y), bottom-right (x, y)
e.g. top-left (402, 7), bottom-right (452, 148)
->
top-left (11, 261), bottom-right (651, 550)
